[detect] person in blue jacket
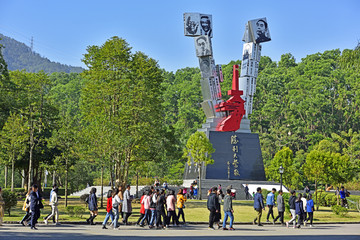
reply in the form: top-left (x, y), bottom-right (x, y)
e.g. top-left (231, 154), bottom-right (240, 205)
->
top-left (86, 187), bottom-right (98, 225)
top-left (29, 184), bottom-right (43, 230)
top-left (266, 188), bottom-right (276, 223)
top-left (253, 187), bottom-right (265, 226)
top-left (306, 194), bottom-right (314, 227)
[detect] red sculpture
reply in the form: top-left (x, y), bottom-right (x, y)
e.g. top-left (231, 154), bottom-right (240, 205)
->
top-left (215, 65), bottom-right (246, 132)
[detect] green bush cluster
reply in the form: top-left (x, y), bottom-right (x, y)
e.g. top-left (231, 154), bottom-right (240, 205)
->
top-left (65, 206), bottom-right (86, 218)
top-left (314, 190), bottom-right (338, 207)
top-left (2, 190), bottom-right (18, 216)
top-left (331, 205), bottom-right (348, 216)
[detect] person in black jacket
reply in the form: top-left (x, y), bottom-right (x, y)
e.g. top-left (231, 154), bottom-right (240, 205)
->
top-left (156, 189), bottom-right (167, 229)
top-left (286, 190), bottom-right (297, 228)
top-left (29, 184), bottom-right (42, 230)
top-left (207, 187), bottom-right (220, 230)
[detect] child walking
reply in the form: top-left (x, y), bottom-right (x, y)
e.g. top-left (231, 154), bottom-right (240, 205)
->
top-left (306, 194), bottom-right (314, 227)
top-left (102, 190), bottom-right (114, 229)
top-left (295, 193), bottom-right (304, 228)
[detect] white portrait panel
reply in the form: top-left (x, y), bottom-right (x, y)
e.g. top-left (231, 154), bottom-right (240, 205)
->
top-left (199, 56), bottom-right (212, 78)
top-left (199, 14), bottom-right (213, 38)
top-left (249, 17), bottom-right (271, 43)
top-left (184, 13), bottom-right (201, 36)
top-left (194, 35), bottom-right (212, 57)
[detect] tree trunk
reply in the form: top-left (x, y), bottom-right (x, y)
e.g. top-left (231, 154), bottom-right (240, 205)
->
top-left (28, 127), bottom-right (34, 191)
top-left (198, 163), bottom-right (202, 200)
top-left (100, 165), bottom-right (104, 208)
top-left (11, 154), bottom-right (15, 192)
top-left (65, 158), bottom-right (68, 207)
top-left (53, 170), bottom-right (56, 186)
top-left (136, 171), bottom-right (139, 198)
top-left (4, 165), bottom-right (7, 188)
top-left (21, 169), bottom-right (25, 190)
top-left (315, 179), bottom-right (319, 210)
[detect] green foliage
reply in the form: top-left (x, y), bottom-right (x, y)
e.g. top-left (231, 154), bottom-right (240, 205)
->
top-left (266, 147), bottom-right (301, 190)
top-left (331, 205), bottom-right (348, 216)
top-left (65, 206), bottom-right (86, 218)
top-left (183, 131), bottom-right (215, 167)
top-left (2, 190), bottom-right (17, 216)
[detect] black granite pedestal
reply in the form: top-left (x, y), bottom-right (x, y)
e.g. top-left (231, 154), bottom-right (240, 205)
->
top-left (184, 131), bottom-right (266, 181)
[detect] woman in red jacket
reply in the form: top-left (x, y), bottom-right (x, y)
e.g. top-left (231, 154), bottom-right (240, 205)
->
top-left (136, 192), bottom-right (146, 225)
top-left (102, 190), bottom-right (114, 229)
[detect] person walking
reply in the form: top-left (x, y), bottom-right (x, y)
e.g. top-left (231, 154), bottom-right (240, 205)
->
top-left (20, 189), bottom-right (32, 226)
top-left (166, 190), bottom-right (177, 227)
top-left (156, 189), bottom-right (167, 229)
top-left (44, 187), bottom-right (60, 225)
top-left (222, 189), bottom-right (235, 230)
top-left (177, 188), bottom-right (187, 225)
top-left (286, 190), bottom-right (296, 228)
top-left (136, 192), bottom-right (146, 226)
top-left (43, 184), bottom-right (57, 224)
top-left (112, 188), bottom-right (121, 229)
top-left (253, 187), bottom-right (265, 226)
top-left (122, 185), bottom-right (133, 225)
top-left (273, 190), bottom-right (285, 225)
top-left (245, 184), bottom-right (250, 200)
top-left (140, 191), bottom-right (151, 227)
top-left (207, 187), bottom-right (220, 230)
top-left (0, 187), bottom-right (4, 226)
top-left (306, 194), bottom-right (314, 227)
top-left (149, 189), bottom-right (159, 228)
top-left (29, 184), bottom-right (42, 230)
top-left (266, 188), bottom-right (276, 223)
top-left (102, 190), bottom-right (114, 229)
top-left (295, 193), bottom-right (304, 228)
top-left (86, 187), bottom-right (98, 225)
top-left (339, 186), bottom-right (347, 207)
top-left (301, 193), bottom-right (307, 226)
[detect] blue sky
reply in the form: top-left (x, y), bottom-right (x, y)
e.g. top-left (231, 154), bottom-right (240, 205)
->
top-left (0, 0), bottom-right (359, 72)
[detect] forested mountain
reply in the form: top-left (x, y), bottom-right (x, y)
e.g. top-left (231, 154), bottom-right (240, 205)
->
top-left (0, 33), bottom-right (83, 73)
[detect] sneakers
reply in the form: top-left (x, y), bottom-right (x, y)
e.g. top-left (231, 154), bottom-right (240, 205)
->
top-left (208, 226), bottom-right (215, 230)
top-left (223, 227), bottom-right (228, 230)
top-left (272, 220), bottom-right (276, 225)
top-left (229, 227), bottom-right (235, 231)
top-left (266, 220), bottom-right (271, 223)
top-left (44, 219), bottom-right (48, 225)
top-left (55, 222), bottom-right (61, 226)
top-left (310, 225), bottom-right (313, 227)
top-left (258, 224), bottom-right (263, 226)
top-left (102, 225), bottom-right (107, 229)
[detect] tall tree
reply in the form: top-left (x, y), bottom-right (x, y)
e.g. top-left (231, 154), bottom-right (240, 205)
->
top-left (183, 131), bottom-right (215, 200)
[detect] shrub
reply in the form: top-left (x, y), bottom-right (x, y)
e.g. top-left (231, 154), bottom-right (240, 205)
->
top-left (331, 205), bottom-right (348, 216)
top-left (2, 190), bottom-right (18, 216)
top-left (325, 194), bottom-right (337, 206)
top-left (66, 206), bottom-right (86, 218)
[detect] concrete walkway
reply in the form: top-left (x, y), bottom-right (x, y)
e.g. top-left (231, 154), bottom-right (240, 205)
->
top-left (0, 223), bottom-right (359, 240)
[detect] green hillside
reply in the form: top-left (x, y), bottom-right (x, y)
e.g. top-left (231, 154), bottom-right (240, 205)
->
top-left (0, 33), bottom-right (83, 73)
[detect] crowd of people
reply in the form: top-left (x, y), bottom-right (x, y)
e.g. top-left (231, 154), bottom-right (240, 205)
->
top-left (0, 182), bottom-right (353, 231)
top-left (252, 187), bottom-right (315, 228)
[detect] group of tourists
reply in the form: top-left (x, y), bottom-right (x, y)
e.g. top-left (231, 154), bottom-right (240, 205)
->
top-left (253, 187), bottom-right (315, 228)
top-left (101, 185), bottom-right (187, 229)
top-left (18, 184), bottom-right (60, 229)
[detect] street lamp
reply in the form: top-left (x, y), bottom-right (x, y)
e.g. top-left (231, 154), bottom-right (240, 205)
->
top-left (279, 165), bottom-right (284, 191)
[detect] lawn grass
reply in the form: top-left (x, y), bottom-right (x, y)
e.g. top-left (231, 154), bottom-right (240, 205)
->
top-left (4, 196), bottom-right (360, 223)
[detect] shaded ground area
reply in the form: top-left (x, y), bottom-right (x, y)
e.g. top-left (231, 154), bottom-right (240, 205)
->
top-left (0, 224), bottom-right (359, 240)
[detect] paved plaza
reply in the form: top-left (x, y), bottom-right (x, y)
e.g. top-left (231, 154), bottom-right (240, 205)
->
top-left (0, 224), bottom-right (359, 240)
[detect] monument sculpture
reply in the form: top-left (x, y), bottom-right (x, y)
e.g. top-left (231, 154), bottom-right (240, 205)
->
top-left (183, 13), bottom-right (271, 182)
